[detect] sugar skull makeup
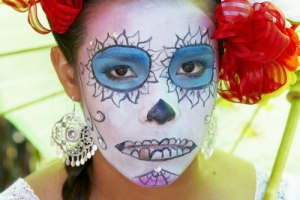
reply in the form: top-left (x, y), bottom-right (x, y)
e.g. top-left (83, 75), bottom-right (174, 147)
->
top-left (85, 31), bottom-right (158, 107)
top-left (78, 1), bottom-right (218, 187)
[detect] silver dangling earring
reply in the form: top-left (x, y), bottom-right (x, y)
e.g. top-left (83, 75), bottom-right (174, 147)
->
top-left (201, 110), bottom-right (218, 160)
top-left (51, 96), bottom-right (97, 167)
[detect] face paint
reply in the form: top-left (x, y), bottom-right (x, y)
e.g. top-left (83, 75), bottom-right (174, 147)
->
top-left (92, 46), bottom-right (151, 92)
top-left (168, 45), bottom-right (214, 89)
top-left (78, 1), bottom-right (218, 187)
top-left (160, 27), bottom-right (217, 108)
top-left (85, 31), bottom-right (158, 107)
top-left (115, 138), bottom-right (197, 161)
top-left (132, 168), bottom-right (179, 187)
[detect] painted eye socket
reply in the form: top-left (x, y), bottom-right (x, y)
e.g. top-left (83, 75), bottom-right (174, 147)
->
top-left (168, 45), bottom-right (214, 90)
top-left (92, 46), bottom-right (151, 92)
top-left (176, 61), bottom-right (205, 77)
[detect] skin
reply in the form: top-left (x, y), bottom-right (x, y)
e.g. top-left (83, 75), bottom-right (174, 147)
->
top-left (25, 150), bottom-right (256, 200)
top-left (77, 0), bottom-right (219, 187)
top-left (25, 0), bottom-right (257, 199)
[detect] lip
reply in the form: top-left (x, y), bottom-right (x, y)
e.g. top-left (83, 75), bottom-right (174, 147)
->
top-left (115, 138), bottom-right (197, 161)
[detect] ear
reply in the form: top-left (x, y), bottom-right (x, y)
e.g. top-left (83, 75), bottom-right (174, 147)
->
top-left (51, 46), bottom-right (81, 101)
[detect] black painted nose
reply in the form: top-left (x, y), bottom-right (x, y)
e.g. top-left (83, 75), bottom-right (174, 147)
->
top-left (147, 99), bottom-right (175, 125)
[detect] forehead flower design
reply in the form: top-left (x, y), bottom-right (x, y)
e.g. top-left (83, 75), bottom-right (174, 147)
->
top-left (158, 26), bottom-right (218, 108)
top-left (83, 30), bottom-right (159, 107)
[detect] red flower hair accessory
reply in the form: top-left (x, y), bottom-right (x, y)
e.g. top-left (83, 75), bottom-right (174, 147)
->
top-left (2, 0), bottom-right (83, 34)
top-left (212, 0), bottom-right (299, 104)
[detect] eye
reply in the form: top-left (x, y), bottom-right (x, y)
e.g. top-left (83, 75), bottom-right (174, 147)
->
top-left (108, 65), bottom-right (137, 79)
top-left (92, 46), bottom-right (151, 92)
top-left (168, 45), bottom-right (214, 90)
top-left (177, 61), bottom-right (205, 76)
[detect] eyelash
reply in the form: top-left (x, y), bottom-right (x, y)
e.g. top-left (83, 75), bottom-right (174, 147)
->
top-left (196, 59), bottom-right (209, 68)
top-left (106, 66), bottom-right (136, 81)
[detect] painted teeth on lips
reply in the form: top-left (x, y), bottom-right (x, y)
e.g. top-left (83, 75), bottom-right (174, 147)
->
top-left (114, 138), bottom-right (197, 161)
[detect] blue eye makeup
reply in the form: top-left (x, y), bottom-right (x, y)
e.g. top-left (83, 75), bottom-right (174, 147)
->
top-left (168, 45), bottom-right (214, 89)
top-left (92, 46), bottom-right (151, 92)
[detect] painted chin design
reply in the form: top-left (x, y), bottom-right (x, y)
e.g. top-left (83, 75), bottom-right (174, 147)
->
top-left (133, 168), bottom-right (179, 187)
top-left (115, 138), bottom-right (197, 161)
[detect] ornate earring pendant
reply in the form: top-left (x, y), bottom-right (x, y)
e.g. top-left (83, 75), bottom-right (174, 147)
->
top-left (51, 99), bottom-right (97, 167)
top-left (201, 110), bottom-right (218, 160)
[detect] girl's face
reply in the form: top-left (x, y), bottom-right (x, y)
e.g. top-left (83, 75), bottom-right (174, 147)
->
top-left (77, 0), bottom-right (218, 187)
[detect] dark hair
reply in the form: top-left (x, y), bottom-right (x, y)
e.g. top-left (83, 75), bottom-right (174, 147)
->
top-left (51, 1), bottom-right (96, 200)
top-left (52, 0), bottom-right (95, 67)
top-left (52, 1), bottom-right (221, 200)
top-left (62, 158), bottom-right (92, 200)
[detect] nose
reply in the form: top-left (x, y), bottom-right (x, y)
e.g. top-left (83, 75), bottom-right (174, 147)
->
top-left (147, 99), bottom-right (176, 125)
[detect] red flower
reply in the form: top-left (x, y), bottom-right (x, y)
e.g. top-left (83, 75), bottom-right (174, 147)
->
top-left (40, 0), bottom-right (83, 34)
top-left (212, 0), bottom-right (299, 104)
top-left (2, 0), bottom-right (83, 34)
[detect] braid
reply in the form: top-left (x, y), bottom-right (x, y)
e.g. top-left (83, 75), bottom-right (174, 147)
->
top-left (62, 158), bottom-right (93, 200)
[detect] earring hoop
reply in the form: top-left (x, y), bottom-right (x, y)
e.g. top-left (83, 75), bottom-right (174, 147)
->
top-left (51, 97), bottom-right (97, 167)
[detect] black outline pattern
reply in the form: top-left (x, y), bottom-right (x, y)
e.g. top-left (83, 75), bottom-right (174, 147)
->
top-left (115, 138), bottom-right (197, 161)
top-left (79, 64), bottom-right (108, 150)
top-left (158, 26), bottom-right (218, 108)
top-left (83, 30), bottom-right (159, 107)
top-left (133, 168), bottom-right (179, 187)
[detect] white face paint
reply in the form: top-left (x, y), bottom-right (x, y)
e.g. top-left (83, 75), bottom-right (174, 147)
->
top-left (77, 1), bottom-right (218, 187)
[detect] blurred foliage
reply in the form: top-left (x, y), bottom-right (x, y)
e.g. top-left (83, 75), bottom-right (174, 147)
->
top-left (216, 97), bottom-right (266, 152)
top-left (0, 117), bottom-right (41, 191)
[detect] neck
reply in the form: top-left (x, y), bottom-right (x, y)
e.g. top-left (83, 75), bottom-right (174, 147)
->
top-left (89, 151), bottom-right (212, 200)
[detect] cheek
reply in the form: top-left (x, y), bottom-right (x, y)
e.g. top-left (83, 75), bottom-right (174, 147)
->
top-left (79, 70), bottom-right (140, 142)
top-left (178, 100), bottom-right (214, 135)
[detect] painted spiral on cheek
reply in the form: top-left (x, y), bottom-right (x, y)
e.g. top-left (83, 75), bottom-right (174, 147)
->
top-left (91, 111), bottom-right (107, 150)
top-left (85, 112), bottom-right (107, 150)
top-left (94, 111), bottom-right (106, 122)
top-left (78, 63), bottom-right (108, 150)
